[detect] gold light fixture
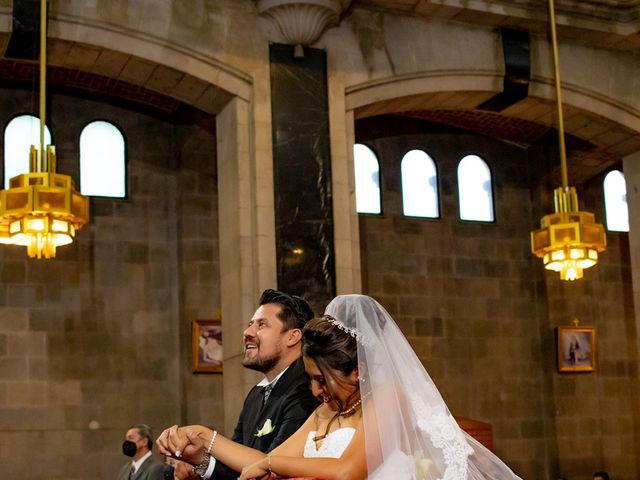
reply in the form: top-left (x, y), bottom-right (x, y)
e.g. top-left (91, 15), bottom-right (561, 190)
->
top-left (0, 0), bottom-right (89, 258)
top-left (530, 0), bottom-right (606, 281)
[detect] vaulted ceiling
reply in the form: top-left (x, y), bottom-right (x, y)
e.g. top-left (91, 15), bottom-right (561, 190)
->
top-left (348, 1), bottom-right (637, 182)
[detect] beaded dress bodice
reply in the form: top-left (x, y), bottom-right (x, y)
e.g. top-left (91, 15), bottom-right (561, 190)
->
top-left (303, 428), bottom-right (355, 458)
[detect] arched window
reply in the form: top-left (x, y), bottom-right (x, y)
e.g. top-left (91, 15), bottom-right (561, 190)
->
top-left (603, 170), bottom-right (629, 232)
top-left (80, 120), bottom-right (126, 197)
top-left (4, 115), bottom-right (51, 188)
top-left (401, 149), bottom-right (439, 218)
top-left (457, 154), bottom-right (494, 222)
top-left (353, 143), bottom-right (381, 214)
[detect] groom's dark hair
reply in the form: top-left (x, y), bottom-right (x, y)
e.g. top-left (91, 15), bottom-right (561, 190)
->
top-left (259, 289), bottom-right (314, 331)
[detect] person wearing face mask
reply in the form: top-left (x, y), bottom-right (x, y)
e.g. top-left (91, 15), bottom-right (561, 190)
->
top-left (117, 424), bottom-right (165, 480)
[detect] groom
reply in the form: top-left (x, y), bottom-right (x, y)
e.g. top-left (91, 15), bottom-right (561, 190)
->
top-left (161, 289), bottom-right (319, 479)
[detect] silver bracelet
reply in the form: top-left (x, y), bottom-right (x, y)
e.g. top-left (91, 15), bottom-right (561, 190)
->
top-left (193, 430), bottom-right (218, 478)
top-left (192, 453), bottom-right (210, 478)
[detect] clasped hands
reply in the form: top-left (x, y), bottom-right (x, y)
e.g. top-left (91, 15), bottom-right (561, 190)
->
top-left (157, 425), bottom-right (210, 480)
top-left (156, 424), bottom-right (276, 480)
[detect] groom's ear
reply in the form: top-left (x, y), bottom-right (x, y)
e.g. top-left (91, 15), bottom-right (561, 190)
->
top-left (286, 328), bottom-right (302, 347)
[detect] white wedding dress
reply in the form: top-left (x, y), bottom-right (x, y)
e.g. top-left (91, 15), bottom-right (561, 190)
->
top-left (322, 295), bottom-right (522, 480)
top-left (302, 427), bottom-right (424, 479)
top-left (294, 296), bottom-right (521, 478)
top-left (303, 428), bottom-right (355, 458)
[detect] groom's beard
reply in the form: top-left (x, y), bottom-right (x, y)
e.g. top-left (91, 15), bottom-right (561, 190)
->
top-left (243, 348), bottom-right (281, 373)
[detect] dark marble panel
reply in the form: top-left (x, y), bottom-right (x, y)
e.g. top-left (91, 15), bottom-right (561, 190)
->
top-left (269, 43), bottom-right (335, 313)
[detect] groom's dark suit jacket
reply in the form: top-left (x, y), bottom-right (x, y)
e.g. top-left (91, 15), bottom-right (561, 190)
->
top-left (213, 357), bottom-right (319, 480)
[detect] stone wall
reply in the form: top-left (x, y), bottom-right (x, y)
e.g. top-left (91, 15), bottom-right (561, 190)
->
top-left (357, 119), bottom-right (636, 479)
top-left (542, 167), bottom-right (639, 480)
top-left (0, 90), bottom-right (221, 479)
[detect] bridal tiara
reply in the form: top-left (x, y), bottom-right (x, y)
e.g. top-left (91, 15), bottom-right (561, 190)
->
top-left (325, 315), bottom-right (368, 345)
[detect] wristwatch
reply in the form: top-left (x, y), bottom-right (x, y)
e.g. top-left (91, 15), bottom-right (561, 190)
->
top-left (192, 453), bottom-right (211, 478)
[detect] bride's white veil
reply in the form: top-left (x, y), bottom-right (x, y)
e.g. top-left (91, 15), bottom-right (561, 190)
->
top-left (324, 294), bottom-right (521, 480)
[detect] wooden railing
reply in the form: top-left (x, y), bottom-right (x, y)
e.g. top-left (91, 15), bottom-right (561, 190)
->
top-left (455, 416), bottom-right (494, 451)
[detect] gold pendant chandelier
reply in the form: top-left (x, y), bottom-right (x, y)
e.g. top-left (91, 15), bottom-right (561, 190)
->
top-left (0, 0), bottom-right (89, 259)
top-left (530, 0), bottom-right (606, 281)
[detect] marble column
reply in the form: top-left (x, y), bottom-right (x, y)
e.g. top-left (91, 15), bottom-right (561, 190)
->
top-left (269, 43), bottom-right (335, 312)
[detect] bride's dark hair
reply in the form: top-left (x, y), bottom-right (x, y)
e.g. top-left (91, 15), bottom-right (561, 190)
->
top-left (302, 315), bottom-right (359, 412)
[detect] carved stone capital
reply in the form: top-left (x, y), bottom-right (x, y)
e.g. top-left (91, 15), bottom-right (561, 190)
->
top-left (254, 0), bottom-right (352, 46)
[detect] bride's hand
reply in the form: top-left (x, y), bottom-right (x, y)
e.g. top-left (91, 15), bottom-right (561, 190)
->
top-left (156, 424), bottom-right (210, 465)
top-left (238, 456), bottom-right (271, 480)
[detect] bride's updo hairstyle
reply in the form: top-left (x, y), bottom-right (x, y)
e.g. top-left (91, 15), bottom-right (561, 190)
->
top-left (302, 315), bottom-right (359, 407)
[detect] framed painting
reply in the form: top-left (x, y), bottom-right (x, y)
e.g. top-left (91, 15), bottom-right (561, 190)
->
top-left (192, 319), bottom-right (223, 373)
top-left (557, 324), bottom-right (596, 372)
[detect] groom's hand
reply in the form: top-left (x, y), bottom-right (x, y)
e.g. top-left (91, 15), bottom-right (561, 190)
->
top-left (178, 427), bottom-right (209, 465)
top-left (173, 460), bottom-right (200, 480)
top-left (157, 425), bottom-right (210, 465)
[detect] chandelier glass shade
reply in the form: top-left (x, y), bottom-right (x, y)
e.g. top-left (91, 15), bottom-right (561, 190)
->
top-left (530, 0), bottom-right (606, 281)
top-left (531, 187), bottom-right (606, 281)
top-left (0, 0), bottom-right (89, 258)
top-left (0, 146), bottom-right (88, 258)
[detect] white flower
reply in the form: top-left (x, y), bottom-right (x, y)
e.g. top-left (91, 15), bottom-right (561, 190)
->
top-left (255, 418), bottom-right (275, 437)
top-left (415, 454), bottom-right (435, 479)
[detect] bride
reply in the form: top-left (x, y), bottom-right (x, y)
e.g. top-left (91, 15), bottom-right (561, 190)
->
top-left (161, 295), bottom-right (522, 479)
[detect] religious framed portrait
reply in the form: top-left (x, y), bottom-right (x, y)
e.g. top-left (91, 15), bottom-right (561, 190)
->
top-left (557, 324), bottom-right (596, 373)
top-left (192, 319), bottom-right (223, 373)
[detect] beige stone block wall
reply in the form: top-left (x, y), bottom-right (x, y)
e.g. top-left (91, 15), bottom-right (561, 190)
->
top-left (622, 152), bottom-right (640, 478)
top-left (540, 171), bottom-right (639, 480)
top-left (357, 126), bottom-right (637, 479)
top-left (175, 121), bottom-right (224, 429)
top-left (0, 90), bottom-right (221, 479)
top-left (358, 129), bottom-right (548, 478)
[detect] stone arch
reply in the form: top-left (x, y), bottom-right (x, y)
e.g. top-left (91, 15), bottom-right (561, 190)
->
top-left (332, 69), bottom-right (640, 293)
top-left (345, 72), bottom-right (640, 182)
top-left (348, 72), bottom-right (640, 141)
top-left (0, 7), bottom-right (254, 114)
top-left (0, 10), bottom-right (273, 435)
top-left (54, 11), bottom-right (254, 103)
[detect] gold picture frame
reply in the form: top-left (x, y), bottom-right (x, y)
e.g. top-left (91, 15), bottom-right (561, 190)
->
top-left (192, 319), bottom-right (223, 374)
top-left (557, 324), bottom-right (596, 373)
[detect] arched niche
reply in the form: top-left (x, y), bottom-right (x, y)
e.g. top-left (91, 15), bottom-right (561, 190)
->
top-left (0, 8), bottom-right (274, 436)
